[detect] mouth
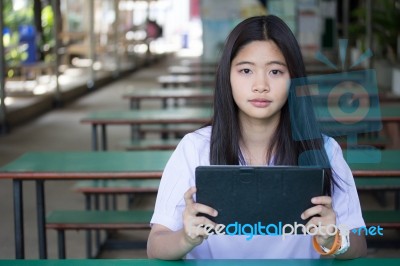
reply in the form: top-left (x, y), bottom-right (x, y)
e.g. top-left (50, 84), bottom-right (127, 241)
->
top-left (248, 99), bottom-right (272, 107)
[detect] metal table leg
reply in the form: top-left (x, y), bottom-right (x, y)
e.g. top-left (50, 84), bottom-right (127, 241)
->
top-left (101, 125), bottom-right (107, 151)
top-left (85, 194), bottom-right (93, 258)
top-left (92, 124), bottom-right (98, 151)
top-left (13, 180), bottom-right (24, 259)
top-left (36, 180), bottom-right (47, 259)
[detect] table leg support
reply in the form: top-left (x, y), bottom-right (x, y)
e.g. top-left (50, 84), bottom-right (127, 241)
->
top-left (36, 180), bottom-right (47, 259)
top-left (85, 194), bottom-right (93, 258)
top-left (13, 180), bottom-right (24, 259)
top-left (101, 125), bottom-right (107, 151)
top-left (94, 195), bottom-right (101, 252)
top-left (92, 125), bottom-right (98, 151)
top-left (57, 230), bottom-right (66, 259)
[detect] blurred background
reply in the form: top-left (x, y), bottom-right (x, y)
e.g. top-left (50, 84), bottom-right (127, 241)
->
top-left (1, 0), bottom-right (399, 131)
top-left (0, 0), bottom-right (399, 260)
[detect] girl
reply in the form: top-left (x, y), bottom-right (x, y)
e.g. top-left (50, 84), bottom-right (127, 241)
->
top-left (147, 15), bottom-right (367, 259)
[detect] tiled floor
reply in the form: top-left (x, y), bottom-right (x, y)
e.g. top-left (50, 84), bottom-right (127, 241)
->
top-left (0, 53), bottom-right (399, 259)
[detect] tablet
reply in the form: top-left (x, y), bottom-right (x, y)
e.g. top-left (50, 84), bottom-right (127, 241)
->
top-left (195, 166), bottom-right (324, 234)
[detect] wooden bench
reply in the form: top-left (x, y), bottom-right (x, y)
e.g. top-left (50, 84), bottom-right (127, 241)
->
top-left (71, 180), bottom-right (159, 259)
top-left (138, 123), bottom-right (203, 139)
top-left (72, 179), bottom-right (159, 217)
top-left (157, 75), bottom-right (215, 88)
top-left (73, 179), bottom-right (160, 194)
top-left (363, 210), bottom-right (400, 229)
top-left (336, 136), bottom-right (389, 149)
top-left (355, 177), bottom-right (400, 208)
top-left (122, 139), bottom-right (180, 151)
top-left (356, 178), bottom-right (400, 191)
top-left (363, 210), bottom-right (400, 248)
top-left (46, 210), bottom-right (153, 259)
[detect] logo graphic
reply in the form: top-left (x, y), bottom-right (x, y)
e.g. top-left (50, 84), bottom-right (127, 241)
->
top-left (289, 39), bottom-right (382, 164)
top-left (189, 220), bottom-right (384, 240)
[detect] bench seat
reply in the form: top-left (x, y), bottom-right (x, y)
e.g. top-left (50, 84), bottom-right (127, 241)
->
top-left (121, 138), bottom-right (180, 151)
top-left (363, 210), bottom-right (400, 229)
top-left (356, 178), bottom-right (400, 190)
top-left (138, 123), bottom-right (202, 135)
top-left (336, 136), bottom-right (389, 149)
top-left (73, 180), bottom-right (160, 194)
top-left (46, 210), bottom-right (152, 230)
top-left (46, 210), bottom-right (153, 258)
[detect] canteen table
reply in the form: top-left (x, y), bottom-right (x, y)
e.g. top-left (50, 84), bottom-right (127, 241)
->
top-left (168, 65), bottom-right (216, 75)
top-left (314, 104), bottom-right (400, 148)
top-left (81, 104), bottom-right (399, 151)
top-left (157, 75), bottom-right (215, 88)
top-left (0, 151), bottom-right (171, 259)
top-left (80, 107), bottom-right (212, 150)
top-left (122, 88), bottom-right (213, 109)
top-left (1, 148), bottom-right (399, 259)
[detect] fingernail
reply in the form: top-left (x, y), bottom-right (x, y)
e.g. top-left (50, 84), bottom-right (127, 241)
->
top-left (311, 198), bottom-right (316, 203)
top-left (214, 210), bottom-right (218, 216)
top-left (301, 213), bottom-right (305, 220)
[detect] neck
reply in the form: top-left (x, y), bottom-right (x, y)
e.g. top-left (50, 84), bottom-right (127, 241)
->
top-left (239, 117), bottom-right (279, 165)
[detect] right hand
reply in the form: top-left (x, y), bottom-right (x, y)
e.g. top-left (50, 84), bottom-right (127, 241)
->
top-left (182, 187), bottom-right (218, 246)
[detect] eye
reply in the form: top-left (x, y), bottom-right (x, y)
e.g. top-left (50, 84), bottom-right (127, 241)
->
top-left (240, 68), bottom-right (252, 74)
top-left (270, 69), bottom-right (283, 75)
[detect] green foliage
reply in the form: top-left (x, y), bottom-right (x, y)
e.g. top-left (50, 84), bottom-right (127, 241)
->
top-left (2, 1), bottom-right (56, 76)
top-left (40, 5), bottom-right (55, 61)
top-left (349, 0), bottom-right (400, 61)
top-left (4, 0), bottom-right (34, 32)
top-left (3, 0), bottom-right (33, 75)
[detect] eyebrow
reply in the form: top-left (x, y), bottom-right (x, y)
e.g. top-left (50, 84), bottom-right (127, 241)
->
top-left (233, 60), bottom-right (287, 67)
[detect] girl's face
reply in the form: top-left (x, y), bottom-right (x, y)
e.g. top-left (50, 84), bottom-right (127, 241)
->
top-left (230, 40), bottom-right (290, 125)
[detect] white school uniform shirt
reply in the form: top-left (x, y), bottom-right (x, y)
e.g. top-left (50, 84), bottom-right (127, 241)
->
top-left (150, 126), bottom-right (365, 259)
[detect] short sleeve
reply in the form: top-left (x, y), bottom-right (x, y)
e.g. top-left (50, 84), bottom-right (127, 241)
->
top-left (150, 134), bottom-right (200, 231)
top-left (324, 137), bottom-right (366, 230)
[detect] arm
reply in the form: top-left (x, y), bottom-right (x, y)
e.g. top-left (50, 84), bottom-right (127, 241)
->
top-left (302, 196), bottom-right (367, 259)
top-left (147, 224), bottom-right (197, 260)
top-left (147, 187), bottom-right (218, 260)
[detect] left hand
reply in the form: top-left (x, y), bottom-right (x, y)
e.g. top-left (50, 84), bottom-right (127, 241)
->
top-left (301, 196), bottom-right (337, 248)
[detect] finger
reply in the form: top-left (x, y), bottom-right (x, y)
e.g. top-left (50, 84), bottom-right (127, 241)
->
top-left (311, 196), bottom-right (332, 207)
top-left (192, 216), bottom-right (218, 228)
top-left (301, 204), bottom-right (331, 220)
top-left (191, 202), bottom-right (218, 217)
top-left (185, 216), bottom-right (218, 237)
top-left (304, 217), bottom-right (337, 236)
top-left (184, 187), bottom-right (196, 205)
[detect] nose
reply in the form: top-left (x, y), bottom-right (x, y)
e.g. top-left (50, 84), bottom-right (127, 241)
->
top-left (252, 72), bottom-right (270, 93)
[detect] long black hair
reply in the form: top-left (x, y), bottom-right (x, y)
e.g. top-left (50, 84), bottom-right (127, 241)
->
top-left (209, 15), bottom-right (336, 195)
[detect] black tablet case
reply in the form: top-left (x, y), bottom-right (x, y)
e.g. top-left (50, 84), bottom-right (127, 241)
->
top-left (195, 166), bottom-right (324, 233)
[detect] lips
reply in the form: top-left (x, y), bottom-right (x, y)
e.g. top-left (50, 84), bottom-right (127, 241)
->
top-left (249, 98), bottom-right (272, 108)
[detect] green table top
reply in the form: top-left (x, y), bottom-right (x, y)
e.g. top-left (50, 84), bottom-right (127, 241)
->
top-left (355, 177), bottom-right (400, 189)
top-left (0, 150), bottom-right (398, 180)
top-left (346, 150), bottom-right (400, 176)
top-left (0, 259), bottom-right (399, 266)
top-left (314, 104), bottom-right (400, 122)
top-left (168, 65), bottom-right (216, 75)
top-left (80, 104), bottom-right (399, 125)
top-left (123, 88), bottom-right (214, 99)
top-left (80, 107), bottom-right (213, 124)
top-left (0, 151), bottom-right (173, 180)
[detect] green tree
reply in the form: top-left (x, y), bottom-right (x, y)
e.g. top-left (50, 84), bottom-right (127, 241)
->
top-left (349, 0), bottom-right (400, 62)
top-left (3, 0), bottom-right (34, 74)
